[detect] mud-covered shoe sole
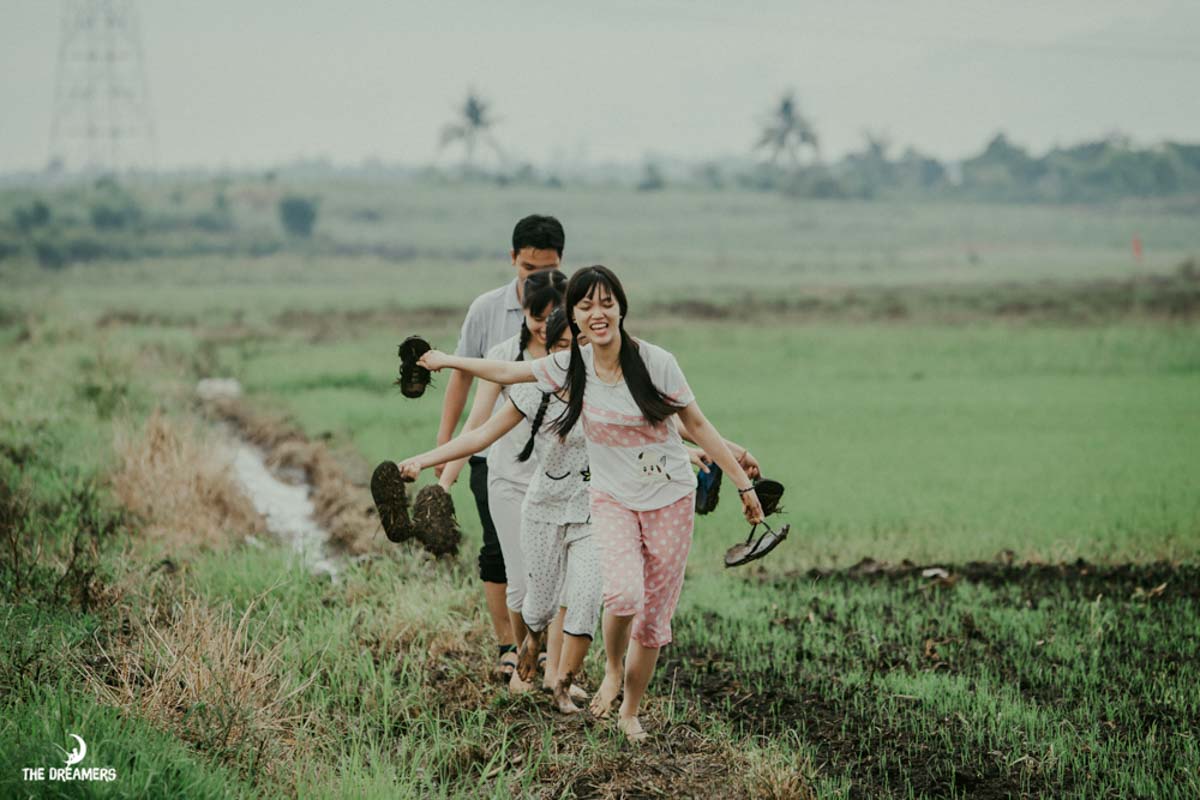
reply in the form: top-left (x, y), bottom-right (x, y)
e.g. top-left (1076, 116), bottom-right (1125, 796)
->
top-left (396, 336), bottom-right (432, 399)
top-left (412, 484), bottom-right (461, 557)
top-left (370, 461), bottom-right (414, 543)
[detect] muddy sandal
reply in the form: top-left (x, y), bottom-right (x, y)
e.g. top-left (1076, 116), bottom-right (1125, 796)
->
top-left (370, 461), bottom-right (415, 543)
top-left (496, 645), bottom-right (518, 681)
top-left (724, 478), bottom-right (789, 567)
top-left (395, 335), bottom-right (432, 399)
top-left (724, 521), bottom-right (791, 568)
top-left (411, 484), bottom-right (462, 557)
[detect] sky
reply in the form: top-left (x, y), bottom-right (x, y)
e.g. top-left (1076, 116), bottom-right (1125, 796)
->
top-left (1, 0), bottom-right (1198, 173)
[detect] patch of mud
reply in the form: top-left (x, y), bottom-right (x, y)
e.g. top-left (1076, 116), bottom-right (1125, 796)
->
top-left (273, 306), bottom-right (461, 343)
top-left (660, 648), bottom-right (1031, 800)
top-left (652, 262), bottom-right (1200, 324)
top-left (665, 559), bottom-right (1200, 798)
top-left (781, 557), bottom-right (1200, 600)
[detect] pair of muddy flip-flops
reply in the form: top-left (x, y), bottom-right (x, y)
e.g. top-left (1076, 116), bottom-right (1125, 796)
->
top-left (395, 336), bottom-right (432, 399)
top-left (724, 478), bottom-right (790, 568)
top-left (370, 460), bottom-right (460, 556)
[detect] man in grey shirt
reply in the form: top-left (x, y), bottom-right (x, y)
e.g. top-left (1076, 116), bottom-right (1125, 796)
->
top-left (436, 214), bottom-right (564, 676)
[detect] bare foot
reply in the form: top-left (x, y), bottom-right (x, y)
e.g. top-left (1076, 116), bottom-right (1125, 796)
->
top-left (553, 673), bottom-right (582, 714)
top-left (516, 630), bottom-right (546, 683)
top-left (509, 669), bottom-right (534, 694)
top-left (617, 715), bottom-right (648, 743)
top-left (588, 671), bottom-right (621, 718)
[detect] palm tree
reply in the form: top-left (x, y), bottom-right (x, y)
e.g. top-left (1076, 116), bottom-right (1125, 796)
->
top-left (439, 90), bottom-right (505, 167)
top-left (755, 91), bottom-right (820, 166)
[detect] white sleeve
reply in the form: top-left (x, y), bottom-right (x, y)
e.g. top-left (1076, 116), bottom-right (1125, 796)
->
top-left (530, 350), bottom-right (571, 393)
top-left (656, 352), bottom-right (694, 407)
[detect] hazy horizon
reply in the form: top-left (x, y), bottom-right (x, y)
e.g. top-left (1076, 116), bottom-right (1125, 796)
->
top-left (2, 0), bottom-right (1198, 174)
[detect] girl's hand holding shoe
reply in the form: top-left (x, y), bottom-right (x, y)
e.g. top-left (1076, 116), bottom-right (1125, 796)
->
top-left (398, 460), bottom-right (422, 481)
top-left (737, 450), bottom-right (761, 480)
top-left (418, 350), bottom-right (451, 371)
top-left (687, 447), bottom-right (712, 473)
top-left (739, 486), bottom-right (764, 524)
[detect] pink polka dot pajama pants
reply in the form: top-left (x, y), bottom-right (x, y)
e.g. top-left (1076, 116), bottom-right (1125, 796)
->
top-left (589, 489), bottom-right (696, 648)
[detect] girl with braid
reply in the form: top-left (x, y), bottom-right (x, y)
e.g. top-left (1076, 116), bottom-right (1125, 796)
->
top-left (392, 310), bottom-right (602, 711)
top-left (415, 266), bottom-right (763, 742)
top-left (437, 269), bottom-right (567, 691)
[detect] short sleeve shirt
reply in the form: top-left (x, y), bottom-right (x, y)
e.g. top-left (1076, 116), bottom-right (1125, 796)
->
top-left (483, 336), bottom-right (536, 488)
top-left (530, 340), bottom-right (697, 511)
top-left (509, 383), bottom-right (591, 524)
top-left (454, 279), bottom-right (523, 457)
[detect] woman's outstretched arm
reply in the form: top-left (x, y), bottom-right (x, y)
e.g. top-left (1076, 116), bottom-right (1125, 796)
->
top-left (676, 402), bottom-right (764, 524)
top-left (398, 402), bottom-right (524, 480)
top-left (420, 349), bottom-right (537, 386)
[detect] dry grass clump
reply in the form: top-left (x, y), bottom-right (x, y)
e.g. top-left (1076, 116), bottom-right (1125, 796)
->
top-left (206, 398), bottom-right (381, 555)
top-left (83, 591), bottom-right (316, 782)
top-left (111, 409), bottom-right (264, 550)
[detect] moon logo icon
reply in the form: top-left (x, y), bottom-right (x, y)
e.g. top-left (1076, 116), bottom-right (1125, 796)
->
top-left (64, 734), bottom-right (87, 767)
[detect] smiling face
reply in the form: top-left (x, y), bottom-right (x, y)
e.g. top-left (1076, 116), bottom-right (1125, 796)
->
top-left (524, 302), bottom-right (555, 349)
top-left (572, 283), bottom-right (621, 347)
top-left (511, 247), bottom-right (561, 300)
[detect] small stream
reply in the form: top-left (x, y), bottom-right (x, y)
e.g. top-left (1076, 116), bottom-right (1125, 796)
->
top-left (198, 379), bottom-right (340, 580)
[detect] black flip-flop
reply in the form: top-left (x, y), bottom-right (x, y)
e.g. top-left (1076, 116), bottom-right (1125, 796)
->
top-left (370, 461), bottom-right (414, 543)
top-left (724, 522), bottom-right (791, 568)
top-left (395, 335), bottom-right (432, 399)
top-left (753, 478), bottom-right (785, 516)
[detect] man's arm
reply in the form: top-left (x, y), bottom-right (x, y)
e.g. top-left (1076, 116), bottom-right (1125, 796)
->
top-left (434, 370), bottom-right (474, 477)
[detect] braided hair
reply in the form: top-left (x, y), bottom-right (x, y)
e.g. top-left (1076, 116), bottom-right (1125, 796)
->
top-left (515, 269), bottom-right (567, 362)
top-left (516, 308), bottom-right (569, 463)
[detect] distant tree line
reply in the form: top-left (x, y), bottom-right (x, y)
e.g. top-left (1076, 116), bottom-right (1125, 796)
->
top-left (740, 91), bottom-right (1200, 202)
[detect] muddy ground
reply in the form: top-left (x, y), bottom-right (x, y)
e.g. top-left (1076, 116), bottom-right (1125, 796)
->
top-left (661, 560), bottom-right (1199, 799)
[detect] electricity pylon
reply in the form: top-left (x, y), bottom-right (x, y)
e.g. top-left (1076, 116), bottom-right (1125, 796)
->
top-left (49, 0), bottom-right (156, 173)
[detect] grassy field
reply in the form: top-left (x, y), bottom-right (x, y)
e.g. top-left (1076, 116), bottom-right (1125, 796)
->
top-left (2, 181), bottom-right (1199, 798)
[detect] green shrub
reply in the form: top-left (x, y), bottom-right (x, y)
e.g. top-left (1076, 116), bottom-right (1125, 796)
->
top-left (12, 200), bottom-right (51, 232)
top-left (278, 195), bottom-right (318, 237)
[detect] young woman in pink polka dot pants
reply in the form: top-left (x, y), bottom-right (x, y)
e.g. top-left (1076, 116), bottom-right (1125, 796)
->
top-left (419, 265), bottom-right (763, 742)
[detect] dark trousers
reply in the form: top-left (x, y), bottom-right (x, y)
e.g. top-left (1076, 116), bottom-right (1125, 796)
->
top-left (470, 456), bottom-right (506, 583)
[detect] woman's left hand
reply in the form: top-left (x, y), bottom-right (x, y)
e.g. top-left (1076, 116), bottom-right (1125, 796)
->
top-left (737, 450), bottom-right (761, 480)
top-left (739, 487), bottom-right (764, 524)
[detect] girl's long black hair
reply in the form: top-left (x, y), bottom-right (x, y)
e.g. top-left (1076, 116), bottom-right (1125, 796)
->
top-left (551, 265), bottom-right (683, 438)
top-left (516, 308), bottom-right (569, 462)
top-left (516, 269), bottom-right (567, 360)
